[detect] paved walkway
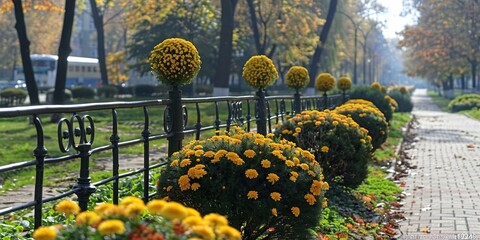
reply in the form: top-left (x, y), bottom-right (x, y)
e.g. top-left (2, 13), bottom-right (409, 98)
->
top-left (399, 89), bottom-right (480, 239)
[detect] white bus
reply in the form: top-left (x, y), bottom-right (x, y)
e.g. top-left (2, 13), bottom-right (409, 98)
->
top-left (14, 54), bottom-right (101, 88)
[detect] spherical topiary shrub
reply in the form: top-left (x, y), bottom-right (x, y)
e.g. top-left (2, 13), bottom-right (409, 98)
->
top-left (158, 127), bottom-right (328, 239)
top-left (337, 77), bottom-right (352, 91)
top-left (334, 102), bottom-right (388, 150)
top-left (389, 90), bottom-right (413, 112)
top-left (349, 86), bottom-right (393, 122)
top-left (286, 66), bottom-right (310, 90)
top-left (315, 73), bottom-right (336, 93)
top-left (149, 38), bottom-right (202, 87)
top-left (276, 110), bottom-right (372, 187)
top-left (242, 55), bottom-right (279, 89)
top-left (71, 86), bottom-right (95, 99)
top-left (447, 94), bottom-right (480, 112)
top-left (370, 82), bottom-right (382, 91)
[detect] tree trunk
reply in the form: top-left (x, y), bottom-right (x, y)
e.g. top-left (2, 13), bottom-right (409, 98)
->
top-left (471, 60), bottom-right (477, 90)
top-left (461, 73), bottom-right (466, 91)
top-left (307, 0), bottom-right (338, 92)
top-left (90, 0), bottom-right (109, 86)
top-left (52, 0), bottom-right (76, 108)
top-left (12, 0), bottom-right (40, 105)
top-left (213, 0), bottom-right (238, 96)
top-left (247, 0), bottom-right (264, 55)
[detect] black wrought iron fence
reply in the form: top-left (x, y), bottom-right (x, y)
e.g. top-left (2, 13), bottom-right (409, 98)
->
top-left (0, 91), bottom-right (344, 230)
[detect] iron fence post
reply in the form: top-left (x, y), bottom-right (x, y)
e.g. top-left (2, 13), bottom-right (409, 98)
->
top-left (168, 86), bottom-right (184, 156)
top-left (294, 90), bottom-right (301, 114)
top-left (323, 92), bottom-right (328, 110)
top-left (73, 143), bottom-right (95, 211)
top-left (33, 116), bottom-right (47, 229)
top-left (256, 88), bottom-right (267, 135)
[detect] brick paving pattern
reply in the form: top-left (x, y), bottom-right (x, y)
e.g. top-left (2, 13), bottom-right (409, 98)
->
top-left (399, 89), bottom-right (480, 239)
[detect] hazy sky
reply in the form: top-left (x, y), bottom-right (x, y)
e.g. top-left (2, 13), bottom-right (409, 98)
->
top-left (377, 0), bottom-right (416, 39)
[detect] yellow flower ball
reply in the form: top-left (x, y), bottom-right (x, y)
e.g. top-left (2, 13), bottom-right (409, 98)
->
top-left (182, 215), bottom-right (205, 227)
top-left (315, 73), bottom-right (336, 92)
top-left (242, 55), bottom-right (279, 89)
top-left (178, 175), bottom-right (191, 191)
top-left (286, 66), bottom-right (310, 90)
top-left (291, 207), bottom-right (300, 217)
top-left (204, 213), bottom-right (229, 226)
top-left (245, 169), bottom-right (259, 179)
top-left (75, 211), bottom-right (100, 226)
top-left (125, 202), bottom-right (147, 218)
top-left (147, 199), bottom-right (167, 215)
top-left (32, 226), bottom-right (57, 240)
top-left (160, 201), bottom-right (188, 220)
top-left (149, 38), bottom-right (201, 87)
top-left (55, 200), bottom-right (80, 217)
top-left (244, 149), bottom-right (256, 158)
top-left (192, 225), bottom-right (215, 239)
top-left (97, 219), bottom-right (126, 236)
top-left (337, 77), bottom-right (352, 90)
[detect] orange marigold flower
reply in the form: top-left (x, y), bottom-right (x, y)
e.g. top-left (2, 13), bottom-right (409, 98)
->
top-left (291, 207), bottom-right (300, 217)
top-left (266, 173), bottom-right (280, 184)
top-left (247, 191), bottom-right (258, 200)
top-left (245, 169), bottom-right (259, 179)
top-left (304, 193), bottom-right (317, 205)
top-left (270, 192), bottom-right (282, 201)
top-left (261, 159), bottom-right (271, 168)
top-left (244, 149), bottom-right (256, 158)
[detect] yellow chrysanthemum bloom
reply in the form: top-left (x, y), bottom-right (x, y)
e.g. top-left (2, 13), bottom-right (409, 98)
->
top-left (147, 199), bottom-right (167, 215)
top-left (291, 207), bottom-right (300, 217)
top-left (97, 219), bottom-right (126, 236)
top-left (191, 182), bottom-right (201, 191)
top-left (120, 196), bottom-right (144, 207)
top-left (203, 150), bottom-right (215, 158)
top-left (261, 159), bottom-right (271, 168)
top-left (94, 203), bottom-right (123, 217)
top-left (266, 173), bottom-right (280, 184)
top-left (242, 55), bottom-right (279, 89)
top-left (304, 194), bottom-right (317, 205)
top-left (270, 192), bottom-right (282, 201)
top-left (149, 38), bottom-right (201, 87)
top-left (285, 160), bottom-right (295, 167)
top-left (192, 225), bottom-right (215, 239)
top-left (125, 202), bottom-right (147, 218)
top-left (321, 146), bottom-right (329, 153)
top-left (247, 190), bottom-right (258, 200)
top-left (182, 215), bottom-right (205, 228)
top-left (245, 169), bottom-right (259, 179)
top-left (310, 180), bottom-right (323, 196)
top-left (187, 164), bottom-right (208, 179)
top-left (178, 175), bottom-right (191, 191)
top-left (315, 73), bottom-right (336, 92)
top-left (160, 201), bottom-right (188, 220)
top-left (244, 149), bottom-right (256, 158)
top-left (271, 208), bottom-right (278, 216)
top-left (170, 159), bottom-right (179, 167)
top-left (204, 213), bottom-right (229, 226)
top-left (337, 77), bottom-right (352, 90)
top-left (75, 211), bottom-right (101, 226)
top-left (32, 226), bottom-right (57, 240)
top-left (186, 207), bottom-right (201, 217)
top-left (180, 159), bottom-right (192, 167)
top-left (217, 225), bottom-right (242, 240)
top-left (55, 200), bottom-right (80, 217)
top-left (286, 66), bottom-right (310, 90)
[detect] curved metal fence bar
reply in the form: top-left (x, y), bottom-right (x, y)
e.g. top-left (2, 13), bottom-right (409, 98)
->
top-left (0, 92), bottom-right (344, 230)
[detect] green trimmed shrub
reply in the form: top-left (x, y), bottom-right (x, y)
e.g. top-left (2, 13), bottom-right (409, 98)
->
top-left (276, 110), bottom-right (372, 187)
top-left (71, 86), bottom-right (95, 99)
top-left (158, 127), bottom-right (328, 239)
top-left (349, 86), bottom-right (393, 122)
top-left (388, 90), bottom-right (413, 112)
top-left (97, 85), bottom-right (118, 98)
top-left (335, 101), bottom-right (388, 150)
top-left (448, 94), bottom-right (480, 112)
top-left (134, 84), bottom-right (155, 97)
top-left (46, 88), bottom-right (73, 103)
top-left (0, 88), bottom-right (27, 106)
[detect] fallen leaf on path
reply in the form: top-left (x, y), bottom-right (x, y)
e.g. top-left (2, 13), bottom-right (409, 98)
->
top-left (420, 227), bottom-right (430, 233)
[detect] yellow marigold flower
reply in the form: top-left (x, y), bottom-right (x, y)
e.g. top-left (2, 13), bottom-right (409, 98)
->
top-left (315, 73), bottom-right (336, 92)
top-left (270, 192), bottom-right (282, 201)
top-left (120, 196), bottom-right (143, 207)
top-left (244, 149), bottom-right (256, 158)
top-left (332, 121), bottom-right (339, 126)
top-left (247, 190), bottom-right (258, 200)
top-left (300, 163), bottom-right (309, 170)
top-left (186, 207), bottom-right (201, 217)
top-left (242, 55), bottom-right (279, 89)
top-left (204, 213), bottom-right (229, 227)
top-left (321, 146), bottom-right (329, 153)
top-left (195, 149), bottom-right (204, 157)
top-left (192, 225), bottom-right (215, 240)
top-left (178, 175), bottom-right (191, 191)
top-left (32, 226), bottom-right (57, 240)
top-left (194, 145), bottom-right (203, 150)
top-left (170, 159), bottom-right (179, 167)
top-left (75, 211), bottom-right (100, 226)
top-left (182, 215), bottom-right (205, 228)
top-left (125, 202), bottom-right (147, 218)
top-left (98, 219), bottom-right (126, 236)
top-left (203, 150), bottom-right (215, 158)
top-left (187, 164), bottom-right (208, 179)
top-left (245, 169), bottom-right (259, 179)
top-left (271, 208), bottom-right (278, 216)
top-left (160, 201), bottom-right (188, 220)
top-left (266, 173), bottom-right (280, 184)
top-left (285, 160), bottom-right (295, 167)
top-left (291, 207), bottom-right (300, 217)
top-left (191, 182), bottom-right (201, 191)
top-left (149, 38), bottom-right (201, 87)
top-left (180, 158), bottom-right (192, 167)
top-left (272, 150), bottom-right (287, 161)
top-left (185, 149), bottom-right (195, 157)
top-left (254, 138), bottom-right (265, 145)
top-left (310, 180), bottom-right (323, 196)
top-left (323, 181), bottom-right (330, 190)
top-left (166, 185), bottom-right (173, 192)
top-left (147, 199), bottom-right (167, 215)
top-left (337, 77), bottom-right (352, 90)
top-left (261, 159), bottom-right (271, 168)
top-left (360, 139), bottom-right (366, 143)
top-left (94, 203), bottom-right (123, 217)
top-left (308, 170), bottom-right (316, 177)
top-left (217, 225), bottom-right (242, 240)
top-left (304, 194), bottom-right (317, 205)
top-left (226, 152), bottom-right (239, 161)
top-left (55, 200), bottom-right (80, 217)
top-left (322, 197), bottom-right (328, 208)
top-left (286, 66), bottom-right (310, 90)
